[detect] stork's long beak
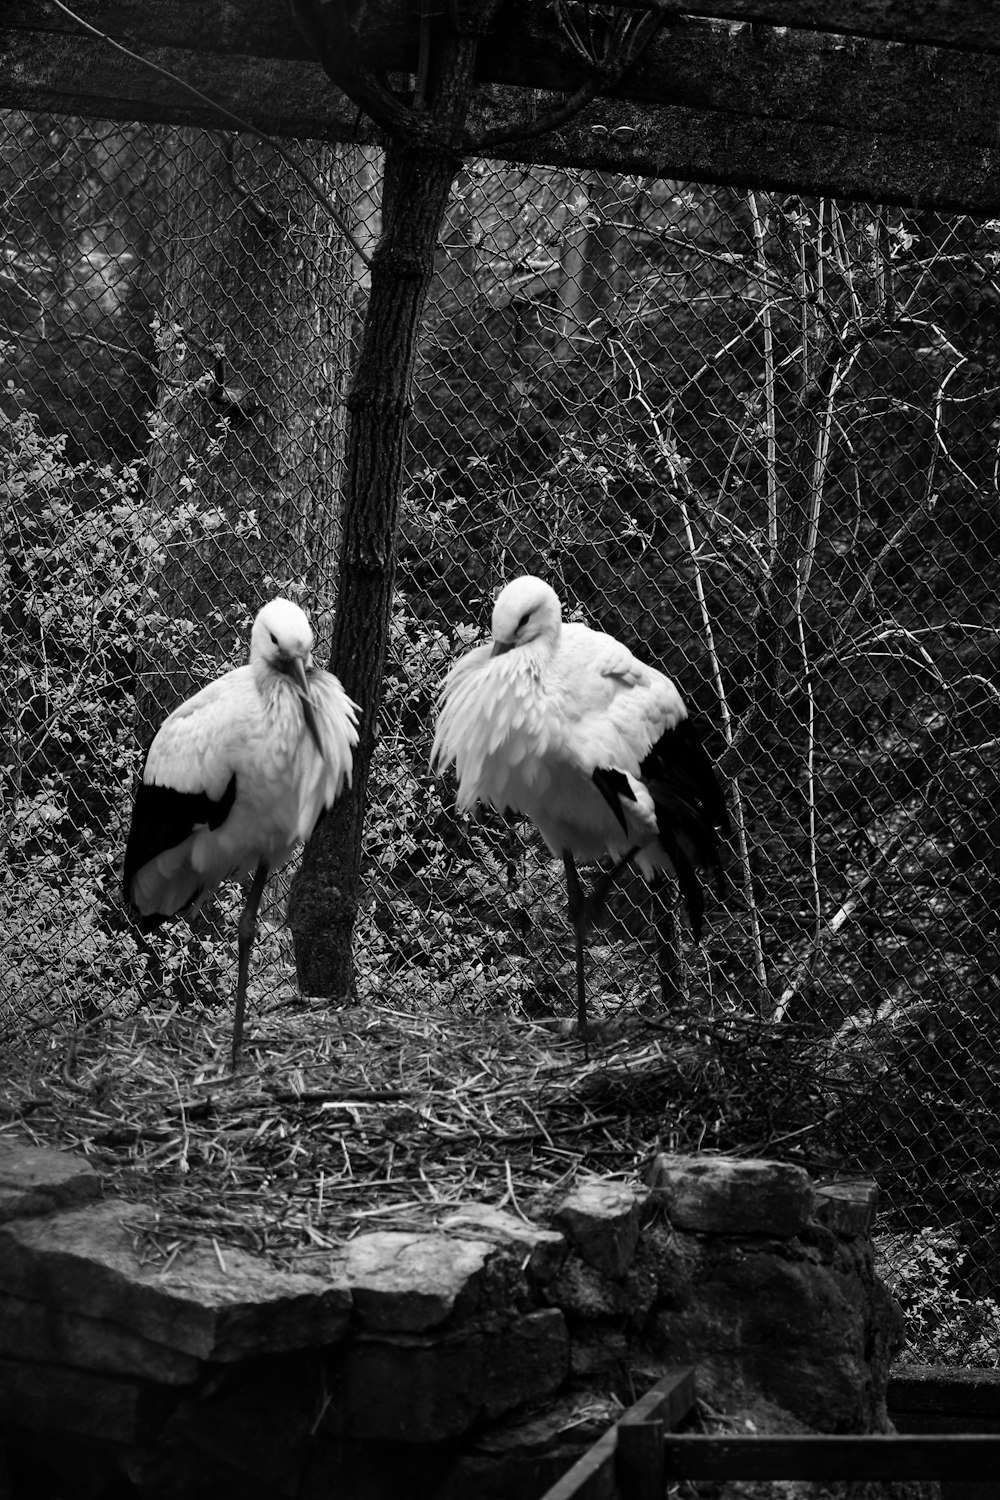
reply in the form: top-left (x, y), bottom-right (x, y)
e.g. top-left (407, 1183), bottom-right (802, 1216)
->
top-left (490, 639), bottom-right (514, 657)
top-left (289, 657), bottom-right (326, 760)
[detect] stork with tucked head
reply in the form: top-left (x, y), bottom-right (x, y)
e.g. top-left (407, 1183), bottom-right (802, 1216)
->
top-left (431, 575), bottom-right (728, 1036)
top-left (123, 598), bottom-right (359, 1067)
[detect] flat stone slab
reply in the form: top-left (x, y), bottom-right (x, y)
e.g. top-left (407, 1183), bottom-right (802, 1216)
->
top-left (0, 1354), bottom-right (169, 1444)
top-left (438, 1204), bottom-right (566, 1282)
top-left (813, 1179), bottom-right (879, 1236)
top-left (647, 1155), bottom-right (813, 1236)
top-left (344, 1309), bottom-right (569, 1443)
top-left (0, 1139), bottom-right (101, 1223)
top-left (0, 1290), bottom-right (201, 1384)
top-left (0, 1198), bottom-right (351, 1362)
top-left (343, 1232), bottom-right (494, 1331)
top-left (554, 1181), bottom-right (645, 1277)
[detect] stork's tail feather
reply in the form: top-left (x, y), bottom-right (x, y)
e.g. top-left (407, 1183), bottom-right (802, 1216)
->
top-left (639, 716), bottom-right (728, 938)
top-left (655, 828), bottom-right (706, 942)
top-left (640, 717), bottom-right (728, 870)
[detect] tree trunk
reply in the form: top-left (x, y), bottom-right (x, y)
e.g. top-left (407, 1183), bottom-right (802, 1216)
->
top-left (287, 134), bottom-right (464, 997)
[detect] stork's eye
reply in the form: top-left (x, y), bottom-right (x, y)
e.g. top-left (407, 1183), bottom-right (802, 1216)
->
top-left (269, 631), bottom-right (279, 646)
top-left (517, 610), bottom-right (532, 630)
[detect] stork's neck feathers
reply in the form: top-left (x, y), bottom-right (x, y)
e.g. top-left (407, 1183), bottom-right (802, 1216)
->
top-left (494, 641), bottom-right (546, 685)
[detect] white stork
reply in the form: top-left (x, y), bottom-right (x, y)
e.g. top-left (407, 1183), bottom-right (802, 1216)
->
top-left (431, 575), bottom-right (728, 1036)
top-left (123, 597), bottom-right (359, 1067)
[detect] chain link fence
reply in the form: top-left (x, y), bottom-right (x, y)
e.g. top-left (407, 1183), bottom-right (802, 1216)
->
top-left (3, 111), bottom-right (1000, 1368)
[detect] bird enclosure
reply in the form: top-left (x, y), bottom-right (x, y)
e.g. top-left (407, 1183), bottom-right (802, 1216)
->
top-left (3, 112), bottom-right (1000, 1369)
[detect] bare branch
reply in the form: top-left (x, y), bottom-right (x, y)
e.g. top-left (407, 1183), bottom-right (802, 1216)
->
top-left (473, 7), bottom-right (663, 151)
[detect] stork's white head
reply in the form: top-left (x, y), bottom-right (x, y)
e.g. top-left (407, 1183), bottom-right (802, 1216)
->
top-left (491, 575), bottom-right (562, 657)
top-left (250, 598), bottom-right (326, 758)
top-left (250, 597), bottom-right (315, 671)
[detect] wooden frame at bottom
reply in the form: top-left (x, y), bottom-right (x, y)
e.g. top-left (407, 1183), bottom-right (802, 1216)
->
top-left (540, 1368), bottom-right (1000, 1499)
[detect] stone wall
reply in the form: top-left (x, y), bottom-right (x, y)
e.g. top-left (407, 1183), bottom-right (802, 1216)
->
top-left (0, 1138), bottom-right (903, 1499)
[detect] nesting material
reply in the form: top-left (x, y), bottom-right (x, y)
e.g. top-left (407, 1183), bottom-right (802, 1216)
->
top-left (0, 995), bottom-right (840, 1266)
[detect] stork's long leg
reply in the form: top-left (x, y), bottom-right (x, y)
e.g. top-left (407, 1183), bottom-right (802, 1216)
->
top-left (562, 848), bottom-right (638, 1043)
top-left (232, 859), bottom-right (270, 1069)
top-left (655, 880), bottom-right (682, 1009)
top-left (562, 853), bottom-right (589, 1040)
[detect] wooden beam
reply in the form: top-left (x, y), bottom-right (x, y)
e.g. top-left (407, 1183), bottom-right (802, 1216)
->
top-left (0, 31), bottom-right (370, 141)
top-left (889, 1365), bottom-right (1000, 1421)
top-left (4, 0), bottom-right (311, 64)
top-left (663, 1433), bottom-right (1000, 1481)
top-left (612, 0), bottom-right (1000, 54)
top-left (8, 2), bottom-right (1000, 150)
top-left (492, 96), bottom-right (1000, 215)
top-left (615, 1368), bottom-right (697, 1500)
top-left (540, 1369), bottom-right (697, 1500)
top-left (4, 31), bottom-right (1000, 212)
top-left (539, 1425), bottom-right (617, 1500)
top-left (511, 21), bottom-right (1000, 149)
top-left (10, 0), bottom-right (1000, 60)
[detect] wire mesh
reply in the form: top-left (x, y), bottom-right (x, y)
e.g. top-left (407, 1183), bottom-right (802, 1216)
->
top-left (2, 111), bottom-right (999, 1367)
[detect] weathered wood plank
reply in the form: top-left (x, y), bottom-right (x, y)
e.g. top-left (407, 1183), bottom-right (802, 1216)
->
top-left (616, 1420), bottom-right (664, 1500)
top-left (4, 0), bottom-right (311, 62)
top-left (11, 0), bottom-right (1000, 60)
top-left (5, 31), bottom-right (1000, 211)
top-left (615, 1369), bottom-right (696, 1500)
top-left (618, 1368), bottom-right (698, 1434)
top-left (889, 1365), bottom-right (1000, 1417)
top-left (8, 3), bottom-right (1000, 148)
top-left (540, 1370), bottom-right (696, 1500)
top-left (0, 31), bottom-right (367, 139)
top-left (497, 98), bottom-right (1000, 215)
top-left (617, 0), bottom-right (1000, 54)
top-left (663, 1433), bottom-right (1000, 1480)
top-left (538, 1426), bottom-right (617, 1500)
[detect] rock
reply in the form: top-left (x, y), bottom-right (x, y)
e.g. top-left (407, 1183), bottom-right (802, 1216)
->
top-left (641, 1217), bottom-right (700, 1307)
top-left (553, 1181), bottom-right (644, 1276)
top-left (545, 1255), bottom-right (628, 1319)
top-left (438, 1204), bottom-right (566, 1283)
top-left (0, 1290), bottom-right (201, 1384)
top-left (567, 1325), bottom-right (628, 1378)
top-left (475, 1392), bottom-right (621, 1455)
top-left (545, 1247), bottom-right (657, 1324)
top-left (432, 1393), bottom-right (620, 1500)
top-left (482, 1308), bottom-right (569, 1420)
top-left (151, 1355), bottom-right (318, 1493)
top-left (814, 1178), bottom-right (880, 1236)
top-left (343, 1309), bottom-right (569, 1442)
top-left (648, 1154), bottom-right (813, 1236)
top-left (0, 1198), bottom-right (351, 1362)
top-left (431, 1448), bottom-right (580, 1500)
top-left (0, 1139), bottom-right (101, 1223)
top-left (0, 1354), bottom-right (169, 1443)
top-left (343, 1232), bottom-right (492, 1332)
top-left (645, 1235), bottom-right (882, 1430)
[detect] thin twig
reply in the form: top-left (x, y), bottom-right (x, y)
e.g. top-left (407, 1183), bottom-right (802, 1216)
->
top-left (748, 193), bottom-right (779, 562)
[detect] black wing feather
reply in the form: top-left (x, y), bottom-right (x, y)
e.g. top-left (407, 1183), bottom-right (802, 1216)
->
top-left (640, 717), bottom-right (728, 872)
top-left (639, 717), bottom-right (728, 938)
top-left (591, 766), bottom-right (635, 834)
top-left (654, 825), bottom-right (706, 941)
top-left (122, 742), bottom-right (237, 917)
